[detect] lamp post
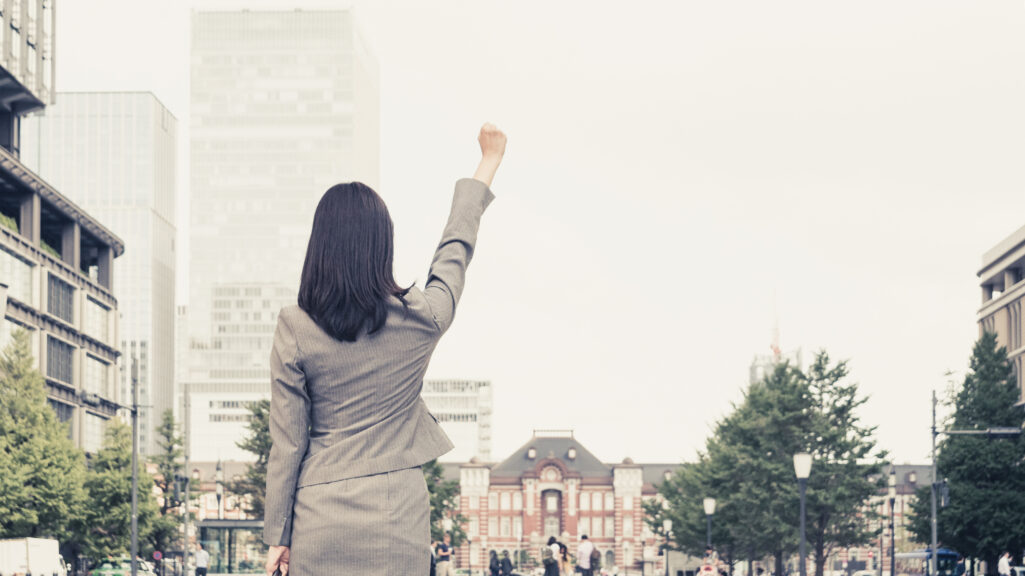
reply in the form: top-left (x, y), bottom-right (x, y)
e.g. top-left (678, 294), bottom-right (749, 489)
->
top-left (663, 519), bottom-right (672, 576)
top-left (794, 453), bottom-right (813, 576)
top-left (703, 498), bottom-right (716, 549)
top-left (888, 468), bottom-right (897, 576)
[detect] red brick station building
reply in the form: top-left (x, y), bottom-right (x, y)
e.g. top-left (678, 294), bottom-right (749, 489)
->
top-left (441, 430), bottom-right (678, 574)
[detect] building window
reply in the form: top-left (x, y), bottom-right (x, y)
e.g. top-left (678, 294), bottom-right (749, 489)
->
top-left (500, 492), bottom-right (511, 511)
top-left (580, 492), bottom-right (590, 511)
top-left (624, 515), bottom-right (634, 537)
top-left (592, 492), bottom-right (603, 511)
top-left (468, 496), bottom-right (479, 510)
top-left (579, 517), bottom-right (590, 538)
top-left (605, 516), bottom-right (615, 538)
top-left (83, 412), bottom-right (106, 453)
top-left (605, 493), bottom-right (615, 510)
top-left (544, 517), bottom-right (560, 540)
top-left (488, 516), bottom-right (497, 537)
top-left (84, 355), bottom-right (109, 398)
top-left (513, 516), bottom-right (522, 539)
top-left (500, 517), bottom-right (511, 537)
top-left (469, 517), bottom-right (479, 537)
top-left (623, 496), bottom-right (633, 510)
top-left (513, 492), bottom-right (523, 511)
top-left (83, 298), bottom-right (109, 343)
top-left (47, 274), bottom-right (74, 323)
top-left (47, 399), bottom-right (72, 434)
top-left (46, 336), bottom-right (73, 384)
top-left (546, 495), bottom-right (558, 513)
top-left (489, 493), bottom-right (498, 510)
top-left (592, 517), bottom-right (603, 539)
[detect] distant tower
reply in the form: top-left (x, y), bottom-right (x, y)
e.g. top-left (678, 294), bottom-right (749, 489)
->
top-left (750, 299), bottom-right (801, 385)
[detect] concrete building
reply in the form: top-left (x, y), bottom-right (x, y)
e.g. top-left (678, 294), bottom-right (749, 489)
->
top-left (181, 283), bottom-right (294, 462)
top-left (0, 0), bottom-right (124, 454)
top-left (20, 92), bottom-right (178, 455)
top-left (978, 224), bottom-right (1025, 404)
top-left (447, 430), bottom-right (680, 575)
top-left (188, 6), bottom-right (379, 347)
top-left (422, 379), bottom-right (493, 462)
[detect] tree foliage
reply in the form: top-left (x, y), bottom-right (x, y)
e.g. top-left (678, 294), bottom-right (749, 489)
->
top-left (0, 329), bottom-right (88, 542)
top-left (648, 351), bottom-right (885, 576)
top-left (907, 332), bottom-right (1025, 571)
top-left (423, 459), bottom-right (468, 546)
top-left (148, 409), bottom-right (184, 554)
top-left (80, 421), bottom-right (160, 559)
top-left (229, 398), bottom-right (272, 517)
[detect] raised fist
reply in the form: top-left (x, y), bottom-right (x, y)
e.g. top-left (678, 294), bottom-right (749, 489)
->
top-left (478, 123), bottom-right (507, 160)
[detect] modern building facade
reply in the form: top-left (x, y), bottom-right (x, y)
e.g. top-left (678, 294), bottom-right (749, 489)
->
top-left (423, 379), bottom-right (493, 462)
top-left (449, 430), bottom-right (679, 575)
top-left (20, 91), bottom-right (178, 455)
top-left (181, 283), bottom-right (295, 462)
top-left (188, 7), bottom-right (379, 348)
top-left (978, 224), bottom-right (1025, 404)
top-left (0, 0), bottom-right (124, 454)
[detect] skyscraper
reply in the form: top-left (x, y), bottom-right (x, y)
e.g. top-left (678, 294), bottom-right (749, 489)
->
top-left (21, 92), bottom-right (178, 455)
top-left (186, 7), bottom-right (379, 461)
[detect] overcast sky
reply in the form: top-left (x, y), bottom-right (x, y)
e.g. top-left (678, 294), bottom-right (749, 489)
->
top-left (57, 1), bottom-right (1025, 465)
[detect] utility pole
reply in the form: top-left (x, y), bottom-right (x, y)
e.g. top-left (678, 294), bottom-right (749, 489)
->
top-left (930, 390), bottom-right (938, 576)
top-left (131, 356), bottom-right (140, 576)
top-left (183, 386), bottom-right (191, 576)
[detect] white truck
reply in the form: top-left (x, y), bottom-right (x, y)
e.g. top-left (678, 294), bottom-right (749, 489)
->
top-left (0, 538), bottom-right (68, 576)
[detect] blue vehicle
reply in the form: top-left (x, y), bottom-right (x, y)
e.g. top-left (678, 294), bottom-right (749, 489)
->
top-left (893, 548), bottom-right (960, 576)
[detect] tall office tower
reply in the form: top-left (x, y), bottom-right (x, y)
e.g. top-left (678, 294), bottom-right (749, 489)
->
top-left (189, 7), bottom-right (379, 348)
top-left (0, 1), bottom-right (126, 454)
top-left (187, 8), bottom-right (379, 462)
top-left (422, 380), bottom-right (493, 462)
top-left (21, 92), bottom-right (178, 455)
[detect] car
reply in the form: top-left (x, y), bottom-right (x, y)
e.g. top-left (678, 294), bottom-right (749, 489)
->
top-left (88, 557), bottom-right (157, 576)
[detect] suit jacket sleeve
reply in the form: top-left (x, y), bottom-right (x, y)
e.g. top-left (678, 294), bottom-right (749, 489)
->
top-left (263, 312), bottom-right (311, 546)
top-left (422, 178), bottom-right (496, 333)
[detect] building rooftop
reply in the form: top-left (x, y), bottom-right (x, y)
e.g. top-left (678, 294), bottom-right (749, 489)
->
top-left (490, 430), bottom-right (611, 478)
top-left (979, 222), bottom-right (1025, 277)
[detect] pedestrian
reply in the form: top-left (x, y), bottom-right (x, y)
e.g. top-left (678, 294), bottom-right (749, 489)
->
top-left (436, 534), bottom-right (454, 576)
top-left (543, 536), bottom-right (560, 576)
top-left (430, 541), bottom-right (438, 576)
top-left (194, 544), bottom-right (210, 576)
top-left (577, 535), bottom-right (595, 576)
top-left (261, 123), bottom-right (506, 576)
top-left (500, 551), bottom-right (514, 576)
top-left (998, 552), bottom-right (1011, 576)
top-left (490, 550), bottom-right (501, 576)
top-left (559, 542), bottom-right (571, 576)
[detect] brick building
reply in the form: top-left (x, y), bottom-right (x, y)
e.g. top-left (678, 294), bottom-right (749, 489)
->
top-left (448, 430), bottom-right (678, 574)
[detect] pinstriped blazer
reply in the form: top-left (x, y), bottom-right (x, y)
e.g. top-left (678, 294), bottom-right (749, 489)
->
top-left (263, 178), bottom-right (496, 547)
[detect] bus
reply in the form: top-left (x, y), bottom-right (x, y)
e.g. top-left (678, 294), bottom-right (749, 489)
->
top-left (894, 549), bottom-right (960, 576)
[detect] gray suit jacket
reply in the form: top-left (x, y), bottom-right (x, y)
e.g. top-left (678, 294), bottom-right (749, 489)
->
top-left (263, 178), bottom-right (495, 547)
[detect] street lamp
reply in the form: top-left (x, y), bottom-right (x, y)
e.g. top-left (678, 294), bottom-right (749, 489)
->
top-left (794, 453), bottom-right (813, 576)
top-left (703, 498), bottom-right (716, 549)
top-left (663, 519), bottom-right (672, 576)
top-left (888, 468), bottom-right (897, 576)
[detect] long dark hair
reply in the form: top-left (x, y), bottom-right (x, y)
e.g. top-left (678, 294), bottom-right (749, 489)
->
top-left (298, 182), bottom-right (410, 342)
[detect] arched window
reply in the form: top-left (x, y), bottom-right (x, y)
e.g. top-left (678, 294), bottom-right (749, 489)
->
top-left (544, 517), bottom-right (560, 540)
top-left (605, 550), bottom-right (615, 568)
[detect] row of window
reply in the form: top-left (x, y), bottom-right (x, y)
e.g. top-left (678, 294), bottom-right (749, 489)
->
top-left (475, 491), bottom-right (633, 514)
top-left (209, 400), bottom-right (259, 409)
top-left (210, 413), bottom-right (253, 423)
top-left (433, 412), bottom-right (478, 423)
top-left (47, 273), bottom-right (73, 323)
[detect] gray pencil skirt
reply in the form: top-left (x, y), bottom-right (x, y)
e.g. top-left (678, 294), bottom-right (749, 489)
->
top-left (289, 466), bottom-right (430, 576)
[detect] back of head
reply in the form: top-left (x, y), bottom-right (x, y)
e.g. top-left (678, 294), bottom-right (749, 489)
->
top-left (299, 182), bottom-right (410, 341)
top-left (547, 536), bottom-right (557, 546)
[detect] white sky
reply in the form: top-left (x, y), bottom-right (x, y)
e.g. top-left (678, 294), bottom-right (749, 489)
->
top-left (56, 1), bottom-right (1025, 465)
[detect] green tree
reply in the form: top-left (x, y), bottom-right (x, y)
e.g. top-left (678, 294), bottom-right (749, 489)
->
top-left (81, 421), bottom-right (160, 559)
top-left (229, 399), bottom-right (271, 517)
top-left (802, 353), bottom-right (887, 576)
top-left (908, 332), bottom-right (1025, 573)
top-left (0, 329), bottom-right (88, 541)
top-left (423, 459), bottom-right (468, 546)
top-left (148, 409), bottom-right (183, 554)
